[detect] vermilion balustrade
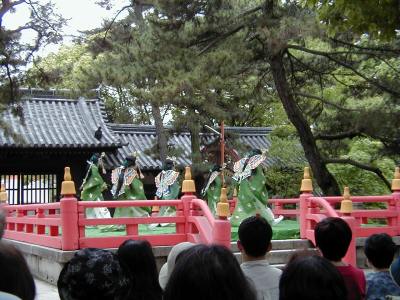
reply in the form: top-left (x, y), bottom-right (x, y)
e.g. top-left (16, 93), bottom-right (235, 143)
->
top-left (1, 166), bottom-right (400, 268)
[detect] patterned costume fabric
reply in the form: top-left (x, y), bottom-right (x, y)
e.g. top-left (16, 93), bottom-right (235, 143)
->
top-left (57, 248), bottom-right (131, 300)
top-left (80, 162), bottom-right (111, 220)
top-left (366, 271), bottom-right (400, 300)
top-left (202, 171), bottom-right (233, 216)
top-left (111, 166), bottom-right (150, 219)
top-left (231, 154), bottom-right (274, 226)
top-left (155, 169), bottom-right (180, 216)
top-left (202, 171), bottom-right (222, 216)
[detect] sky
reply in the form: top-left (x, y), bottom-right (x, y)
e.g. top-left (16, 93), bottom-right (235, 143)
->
top-left (4, 0), bottom-right (129, 56)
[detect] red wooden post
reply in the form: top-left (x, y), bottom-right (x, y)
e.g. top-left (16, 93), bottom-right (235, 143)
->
top-left (181, 167), bottom-right (196, 236)
top-left (299, 167), bottom-right (313, 239)
top-left (212, 219), bottom-right (231, 248)
top-left (78, 205), bottom-right (85, 238)
top-left (36, 208), bottom-right (45, 234)
top-left (176, 202), bottom-right (185, 234)
top-left (214, 188), bottom-right (231, 248)
top-left (49, 209), bottom-right (59, 236)
top-left (26, 209), bottom-right (34, 233)
top-left (16, 209), bottom-right (26, 232)
top-left (342, 216), bottom-right (357, 266)
top-left (341, 187), bottom-right (357, 266)
top-left (60, 167), bottom-right (79, 250)
top-left (126, 224), bottom-right (138, 236)
top-left (391, 167), bottom-right (400, 235)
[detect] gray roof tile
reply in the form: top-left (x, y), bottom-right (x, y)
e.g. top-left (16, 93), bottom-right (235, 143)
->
top-left (0, 97), bottom-right (122, 149)
top-left (105, 124), bottom-right (273, 170)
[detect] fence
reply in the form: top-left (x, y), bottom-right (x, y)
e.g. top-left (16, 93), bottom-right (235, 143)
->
top-left (0, 173), bottom-right (57, 204)
top-left (1, 167), bottom-right (231, 250)
top-left (1, 166), bottom-right (400, 267)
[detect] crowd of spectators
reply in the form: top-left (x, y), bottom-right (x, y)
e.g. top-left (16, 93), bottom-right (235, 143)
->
top-left (0, 207), bottom-right (400, 300)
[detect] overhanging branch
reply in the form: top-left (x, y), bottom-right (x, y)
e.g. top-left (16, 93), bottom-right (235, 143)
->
top-left (287, 44), bottom-right (400, 97)
top-left (315, 130), bottom-right (362, 140)
top-left (324, 158), bottom-right (391, 190)
top-left (294, 92), bottom-right (358, 112)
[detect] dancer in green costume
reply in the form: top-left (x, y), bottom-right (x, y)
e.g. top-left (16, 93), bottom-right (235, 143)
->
top-left (201, 165), bottom-right (223, 216)
top-left (80, 153), bottom-right (112, 221)
top-left (111, 154), bottom-right (150, 230)
top-left (231, 149), bottom-right (282, 227)
top-left (201, 165), bottom-right (233, 216)
top-left (154, 158), bottom-right (180, 217)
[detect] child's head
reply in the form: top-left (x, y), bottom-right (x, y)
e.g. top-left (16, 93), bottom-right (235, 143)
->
top-left (164, 244), bottom-right (256, 300)
top-left (238, 215), bottom-right (272, 258)
top-left (314, 217), bottom-right (352, 262)
top-left (364, 233), bottom-right (396, 269)
top-left (280, 255), bottom-right (347, 300)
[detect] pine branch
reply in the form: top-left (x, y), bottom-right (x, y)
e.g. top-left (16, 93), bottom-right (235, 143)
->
top-left (330, 38), bottom-right (400, 54)
top-left (287, 44), bottom-right (400, 97)
top-left (315, 130), bottom-right (362, 140)
top-left (0, 0), bottom-right (25, 20)
top-left (294, 92), bottom-right (358, 112)
top-left (324, 158), bottom-right (391, 190)
top-left (103, 5), bottom-right (132, 40)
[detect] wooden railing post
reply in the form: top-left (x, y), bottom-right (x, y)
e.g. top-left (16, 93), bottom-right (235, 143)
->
top-left (214, 188), bottom-right (231, 248)
top-left (392, 167), bottom-right (400, 235)
top-left (299, 167), bottom-right (313, 239)
top-left (0, 184), bottom-right (8, 204)
top-left (340, 187), bottom-right (357, 266)
top-left (60, 167), bottom-right (79, 250)
top-left (181, 167), bottom-right (196, 236)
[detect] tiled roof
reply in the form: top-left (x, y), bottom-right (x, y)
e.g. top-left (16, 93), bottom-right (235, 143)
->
top-left (105, 124), bottom-right (273, 170)
top-left (0, 96), bottom-right (122, 149)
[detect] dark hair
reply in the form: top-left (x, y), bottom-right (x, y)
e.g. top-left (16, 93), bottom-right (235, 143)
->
top-left (314, 217), bottom-right (352, 261)
top-left (163, 159), bottom-right (175, 171)
top-left (280, 255), bottom-right (347, 300)
top-left (0, 209), bottom-right (5, 239)
top-left (58, 248), bottom-right (130, 300)
top-left (238, 216), bottom-right (272, 257)
top-left (164, 244), bottom-right (256, 300)
top-left (117, 240), bottom-right (162, 300)
top-left (0, 242), bottom-right (36, 300)
top-left (364, 233), bottom-right (396, 269)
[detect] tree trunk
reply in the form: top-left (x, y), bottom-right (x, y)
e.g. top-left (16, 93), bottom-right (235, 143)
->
top-left (189, 116), bottom-right (202, 166)
top-left (269, 52), bottom-right (341, 195)
top-left (134, 3), bottom-right (168, 164)
top-left (150, 102), bottom-right (168, 163)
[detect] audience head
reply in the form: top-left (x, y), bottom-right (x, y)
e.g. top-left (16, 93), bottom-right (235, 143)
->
top-left (159, 242), bottom-right (194, 289)
top-left (0, 242), bottom-right (35, 300)
top-left (238, 215), bottom-right (272, 258)
top-left (164, 244), bottom-right (256, 300)
top-left (390, 257), bottom-right (400, 287)
top-left (314, 217), bottom-right (352, 262)
top-left (365, 233), bottom-right (396, 269)
top-left (58, 248), bottom-right (130, 300)
top-left (117, 239), bottom-right (162, 300)
top-left (0, 208), bottom-right (5, 239)
top-left (280, 254), bottom-right (347, 300)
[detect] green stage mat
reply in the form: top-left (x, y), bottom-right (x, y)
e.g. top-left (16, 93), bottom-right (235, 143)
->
top-left (84, 219), bottom-right (300, 241)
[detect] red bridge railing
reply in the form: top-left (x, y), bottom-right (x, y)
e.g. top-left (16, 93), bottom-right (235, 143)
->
top-left (2, 166), bottom-right (400, 267)
top-left (1, 167), bottom-right (231, 251)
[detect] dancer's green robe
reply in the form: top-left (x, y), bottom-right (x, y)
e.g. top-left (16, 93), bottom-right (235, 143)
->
top-left (80, 164), bottom-right (111, 220)
top-left (155, 170), bottom-right (180, 216)
top-left (113, 177), bottom-right (150, 218)
top-left (231, 166), bottom-right (273, 226)
top-left (204, 176), bottom-right (234, 216)
top-left (158, 180), bottom-right (181, 216)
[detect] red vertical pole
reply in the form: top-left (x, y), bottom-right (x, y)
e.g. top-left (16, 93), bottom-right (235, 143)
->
top-left (60, 195), bottom-right (79, 250)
